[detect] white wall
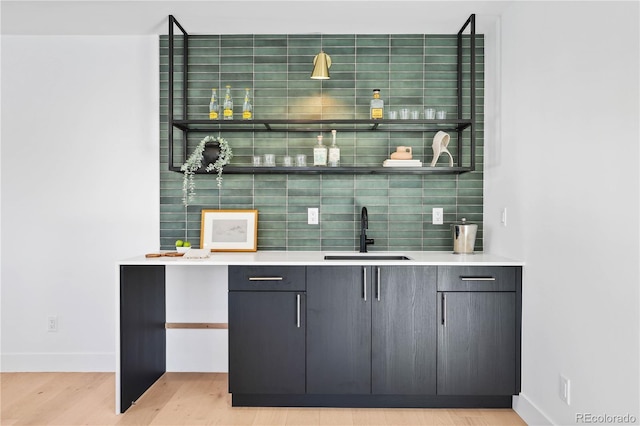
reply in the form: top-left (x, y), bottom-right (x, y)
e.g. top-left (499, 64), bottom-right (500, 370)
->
top-left (485, 2), bottom-right (640, 425)
top-left (1, 35), bottom-right (159, 370)
top-left (165, 266), bottom-right (229, 372)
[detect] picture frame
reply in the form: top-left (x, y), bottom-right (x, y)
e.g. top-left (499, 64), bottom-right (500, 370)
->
top-left (200, 209), bottom-right (258, 252)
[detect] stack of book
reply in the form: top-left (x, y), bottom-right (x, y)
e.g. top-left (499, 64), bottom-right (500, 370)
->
top-left (382, 159), bottom-right (423, 167)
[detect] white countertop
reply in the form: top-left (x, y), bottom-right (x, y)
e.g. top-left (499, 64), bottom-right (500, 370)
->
top-left (119, 251), bottom-right (524, 266)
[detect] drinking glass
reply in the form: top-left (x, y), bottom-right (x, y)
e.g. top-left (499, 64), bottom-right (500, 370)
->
top-left (424, 108), bottom-right (436, 119)
top-left (264, 154), bottom-right (276, 167)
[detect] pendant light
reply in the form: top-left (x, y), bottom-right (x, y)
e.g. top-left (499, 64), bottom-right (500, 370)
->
top-left (311, 35), bottom-right (331, 80)
top-left (311, 51), bottom-right (331, 79)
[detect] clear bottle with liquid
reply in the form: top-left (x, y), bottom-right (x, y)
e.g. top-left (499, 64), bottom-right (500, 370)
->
top-left (370, 89), bottom-right (384, 119)
top-left (313, 134), bottom-right (327, 166)
top-left (209, 88), bottom-right (219, 120)
top-left (328, 129), bottom-right (340, 167)
top-left (242, 88), bottom-right (253, 120)
top-left (223, 85), bottom-right (234, 120)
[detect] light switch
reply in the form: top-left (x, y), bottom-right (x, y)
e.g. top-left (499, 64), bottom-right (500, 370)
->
top-left (432, 208), bottom-right (443, 225)
top-left (308, 208), bottom-right (319, 225)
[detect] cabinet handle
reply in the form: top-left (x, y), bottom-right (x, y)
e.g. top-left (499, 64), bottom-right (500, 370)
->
top-left (296, 294), bottom-right (301, 328)
top-left (363, 267), bottom-right (367, 301)
top-left (460, 276), bottom-right (495, 281)
top-left (376, 267), bottom-right (381, 301)
top-left (442, 294), bottom-right (446, 327)
top-left (249, 277), bottom-right (283, 281)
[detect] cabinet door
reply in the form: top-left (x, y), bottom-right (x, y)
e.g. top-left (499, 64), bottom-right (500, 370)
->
top-left (307, 266), bottom-right (371, 394)
top-left (437, 291), bottom-right (516, 395)
top-left (372, 266), bottom-right (437, 395)
top-left (228, 291), bottom-right (305, 394)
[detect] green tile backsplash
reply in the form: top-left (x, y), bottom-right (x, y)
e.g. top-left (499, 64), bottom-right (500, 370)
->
top-left (159, 33), bottom-right (484, 251)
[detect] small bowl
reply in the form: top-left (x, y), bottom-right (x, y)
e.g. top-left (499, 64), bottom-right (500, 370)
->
top-left (176, 246), bottom-right (191, 253)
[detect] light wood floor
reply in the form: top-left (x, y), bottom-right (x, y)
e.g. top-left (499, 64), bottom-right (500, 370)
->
top-left (1, 372), bottom-right (526, 425)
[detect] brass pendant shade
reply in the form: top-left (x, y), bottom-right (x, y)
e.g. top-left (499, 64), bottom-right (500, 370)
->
top-left (311, 51), bottom-right (331, 80)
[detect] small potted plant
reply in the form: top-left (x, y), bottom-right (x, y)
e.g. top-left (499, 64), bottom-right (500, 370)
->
top-left (179, 136), bottom-right (232, 250)
top-left (181, 135), bottom-right (233, 207)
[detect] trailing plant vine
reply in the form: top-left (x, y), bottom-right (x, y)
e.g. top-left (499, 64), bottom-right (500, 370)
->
top-left (180, 135), bottom-right (232, 207)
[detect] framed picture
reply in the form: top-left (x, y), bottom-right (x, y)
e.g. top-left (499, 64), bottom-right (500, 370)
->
top-left (200, 209), bottom-right (258, 252)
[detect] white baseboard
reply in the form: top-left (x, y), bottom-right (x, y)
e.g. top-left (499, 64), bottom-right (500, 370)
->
top-left (1, 352), bottom-right (114, 372)
top-left (513, 393), bottom-right (554, 425)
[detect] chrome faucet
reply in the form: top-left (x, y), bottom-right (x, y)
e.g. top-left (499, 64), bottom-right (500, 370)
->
top-left (359, 207), bottom-right (375, 253)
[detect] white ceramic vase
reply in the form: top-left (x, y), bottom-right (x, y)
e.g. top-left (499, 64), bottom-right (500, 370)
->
top-left (430, 131), bottom-right (454, 167)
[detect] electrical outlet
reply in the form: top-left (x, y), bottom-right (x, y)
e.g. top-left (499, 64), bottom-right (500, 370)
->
top-left (559, 374), bottom-right (570, 405)
top-left (308, 208), bottom-right (319, 225)
top-left (47, 316), bottom-right (58, 332)
top-left (432, 208), bottom-right (444, 225)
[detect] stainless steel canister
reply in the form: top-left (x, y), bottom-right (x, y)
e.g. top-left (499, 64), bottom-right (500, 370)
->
top-left (452, 218), bottom-right (478, 254)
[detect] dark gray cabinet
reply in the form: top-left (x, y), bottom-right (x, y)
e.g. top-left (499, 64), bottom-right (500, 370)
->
top-left (307, 266), bottom-right (371, 394)
top-left (121, 261), bottom-right (522, 411)
top-left (437, 266), bottom-right (521, 396)
top-left (306, 265), bottom-right (437, 395)
top-left (228, 263), bottom-right (521, 408)
top-left (372, 266), bottom-right (437, 395)
top-left (228, 266), bottom-right (306, 395)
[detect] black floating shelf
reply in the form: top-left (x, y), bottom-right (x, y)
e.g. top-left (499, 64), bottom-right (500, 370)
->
top-left (169, 165), bottom-right (473, 175)
top-left (171, 119), bottom-right (472, 133)
top-left (167, 14), bottom-right (477, 175)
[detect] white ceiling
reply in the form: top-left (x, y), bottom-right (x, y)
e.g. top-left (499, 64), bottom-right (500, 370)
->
top-left (0, 1), bottom-right (510, 35)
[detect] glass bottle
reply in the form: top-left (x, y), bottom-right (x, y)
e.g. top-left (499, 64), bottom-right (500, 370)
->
top-left (209, 88), bottom-right (219, 120)
top-left (223, 85), bottom-right (233, 120)
top-left (328, 129), bottom-right (340, 167)
top-left (313, 134), bottom-right (327, 166)
top-left (242, 88), bottom-right (253, 120)
top-left (370, 89), bottom-right (384, 119)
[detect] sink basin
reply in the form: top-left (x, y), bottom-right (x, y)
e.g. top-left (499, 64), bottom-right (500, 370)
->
top-left (324, 254), bottom-right (412, 261)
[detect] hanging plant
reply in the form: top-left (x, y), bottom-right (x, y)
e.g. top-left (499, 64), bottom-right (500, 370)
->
top-left (181, 135), bottom-right (233, 207)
